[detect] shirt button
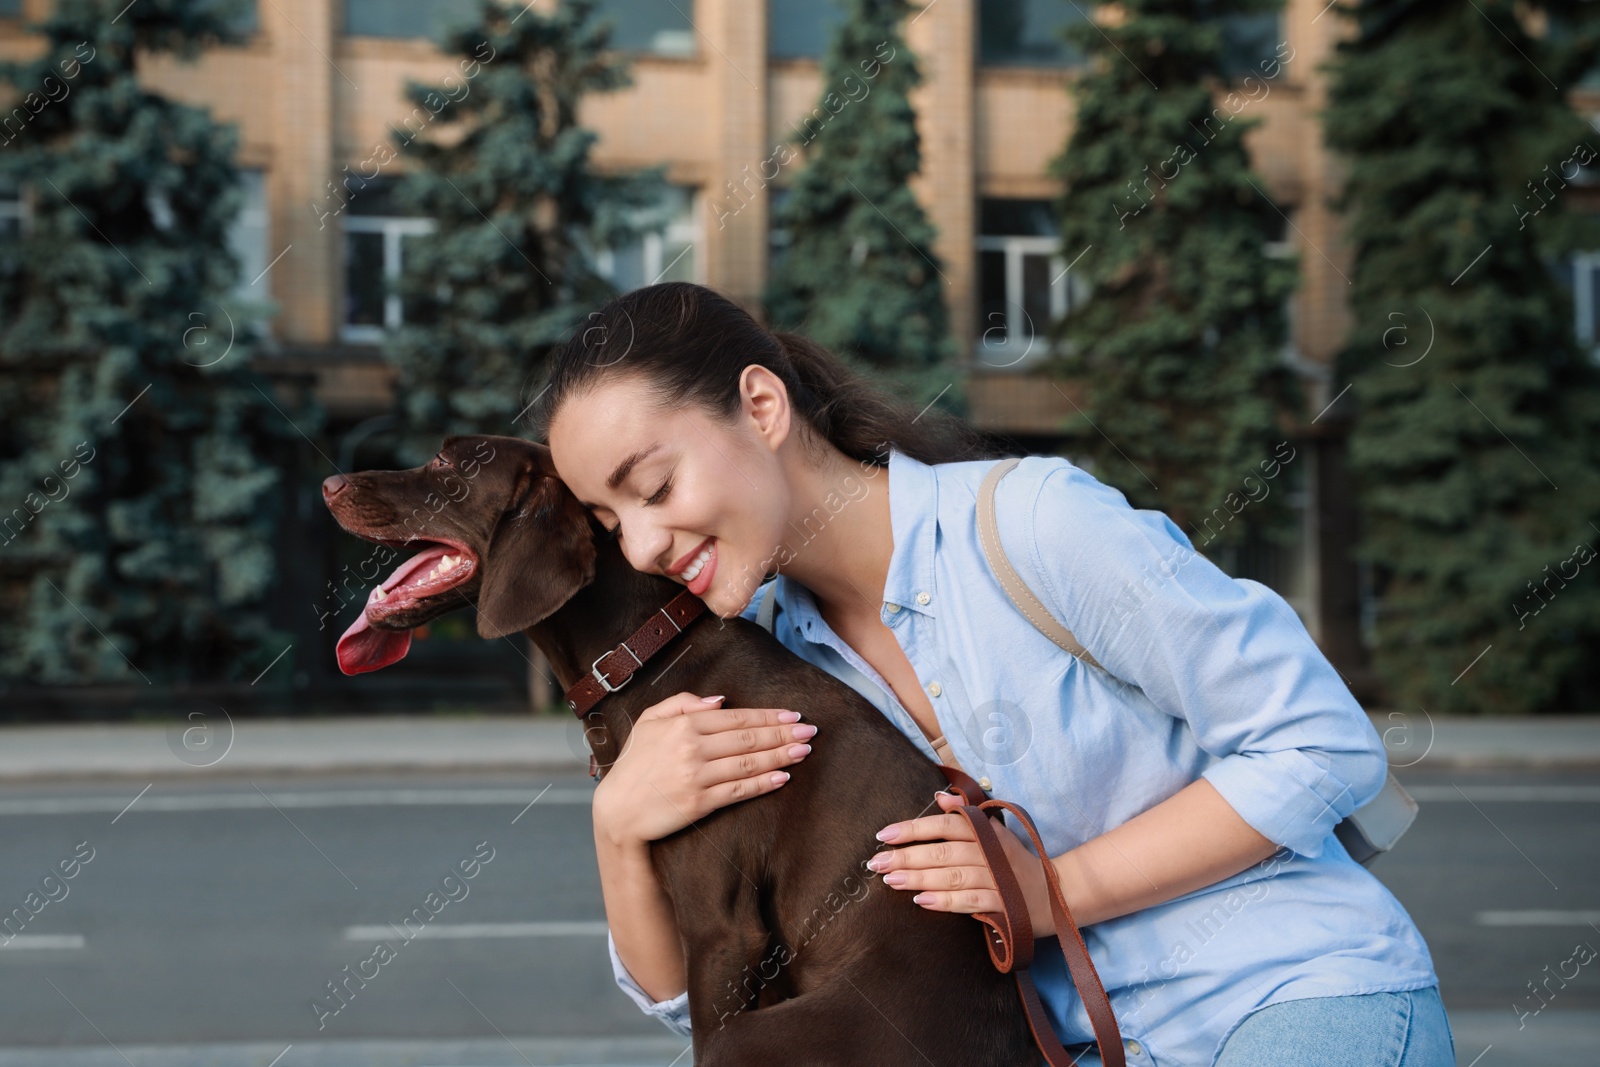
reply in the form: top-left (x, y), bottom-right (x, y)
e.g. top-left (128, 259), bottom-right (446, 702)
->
top-left (926, 681), bottom-right (941, 697)
top-left (916, 591), bottom-right (931, 605)
top-left (1125, 1039), bottom-right (1143, 1056)
top-left (885, 602), bottom-right (901, 614)
top-left (978, 776), bottom-right (992, 790)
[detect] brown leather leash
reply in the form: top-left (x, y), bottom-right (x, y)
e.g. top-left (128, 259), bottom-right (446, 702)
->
top-left (935, 763), bottom-right (1126, 1067)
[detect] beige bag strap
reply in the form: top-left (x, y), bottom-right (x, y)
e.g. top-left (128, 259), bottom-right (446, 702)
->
top-left (977, 457), bottom-right (1105, 672)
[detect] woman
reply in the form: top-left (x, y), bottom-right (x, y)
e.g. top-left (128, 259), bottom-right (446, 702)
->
top-left (531, 281), bottom-right (1453, 1067)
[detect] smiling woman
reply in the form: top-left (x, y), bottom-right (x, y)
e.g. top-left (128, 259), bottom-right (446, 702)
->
top-left (522, 281), bottom-right (1453, 1067)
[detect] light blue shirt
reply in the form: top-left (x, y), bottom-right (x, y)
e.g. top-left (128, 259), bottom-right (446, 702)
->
top-left (607, 446), bottom-right (1437, 1065)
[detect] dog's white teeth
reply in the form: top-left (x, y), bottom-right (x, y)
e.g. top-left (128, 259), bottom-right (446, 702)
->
top-left (439, 555), bottom-right (457, 573)
top-left (372, 587), bottom-right (388, 602)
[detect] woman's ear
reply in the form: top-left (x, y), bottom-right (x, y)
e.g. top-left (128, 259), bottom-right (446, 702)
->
top-left (740, 363), bottom-right (790, 452)
top-left (476, 466), bottom-right (597, 638)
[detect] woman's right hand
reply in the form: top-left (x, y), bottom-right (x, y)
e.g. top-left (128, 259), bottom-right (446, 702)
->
top-left (591, 691), bottom-right (817, 848)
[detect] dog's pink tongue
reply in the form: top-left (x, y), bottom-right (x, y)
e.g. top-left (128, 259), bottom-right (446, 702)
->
top-left (335, 587), bottom-right (413, 675)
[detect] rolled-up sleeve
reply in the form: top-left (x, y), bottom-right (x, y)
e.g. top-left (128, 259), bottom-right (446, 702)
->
top-left (607, 928), bottom-right (693, 1037)
top-left (1015, 460), bottom-right (1388, 858)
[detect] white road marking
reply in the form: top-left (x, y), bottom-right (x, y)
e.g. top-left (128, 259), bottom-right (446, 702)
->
top-left (343, 921), bottom-right (608, 941)
top-left (1475, 910), bottom-right (1600, 927)
top-left (0, 935), bottom-right (85, 951)
top-left (1405, 785), bottom-right (1600, 802)
top-left (0, 788), bottom-right (594, 816)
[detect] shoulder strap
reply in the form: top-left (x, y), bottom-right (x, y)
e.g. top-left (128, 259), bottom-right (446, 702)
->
top-left (977, 457), bottom-right (1107, 674)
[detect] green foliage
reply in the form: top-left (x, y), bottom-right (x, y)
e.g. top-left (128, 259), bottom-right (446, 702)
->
top-left (384, 0), bottom-right (667, 465)
top-left (0, 0), bottom-right (300, 685)
top-left (761, 0), bottom-right (962, 415)
top-left (1046, 0), bottom-right (1303, 549)
top-left (1322, 0), bottom-right (1600, 713)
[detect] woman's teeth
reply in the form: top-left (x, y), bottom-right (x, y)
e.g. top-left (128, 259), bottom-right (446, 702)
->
top-left (681, 542), bottom-right (713, 581)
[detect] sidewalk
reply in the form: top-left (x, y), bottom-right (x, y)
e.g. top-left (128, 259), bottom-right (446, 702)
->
top-left (0, 710), bottom-right (1596, 782)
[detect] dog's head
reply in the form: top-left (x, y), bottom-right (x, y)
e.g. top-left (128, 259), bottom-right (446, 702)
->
top-left (322, 434), bottom-right (597, 675)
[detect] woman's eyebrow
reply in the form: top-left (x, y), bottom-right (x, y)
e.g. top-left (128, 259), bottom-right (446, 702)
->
top-left (606, 443), bottom-right (663, 492)
top-left (577, 442), bottom-right (665, 508)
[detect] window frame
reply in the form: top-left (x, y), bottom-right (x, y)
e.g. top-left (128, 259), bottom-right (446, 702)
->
top-left (973, 232), bottom-right (1087, 370)
top-left (340, 213), bottom-right (437, 345)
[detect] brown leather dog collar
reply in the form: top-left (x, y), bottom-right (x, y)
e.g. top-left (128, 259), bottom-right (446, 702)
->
top-left (565, 588), bottom-right (708, 719)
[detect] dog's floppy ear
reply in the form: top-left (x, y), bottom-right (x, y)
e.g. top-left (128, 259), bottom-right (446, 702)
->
top-left (476, 464), bottom-right (597, 638)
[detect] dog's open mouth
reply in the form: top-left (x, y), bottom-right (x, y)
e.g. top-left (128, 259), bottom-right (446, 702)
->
top-left (335, 540), bottom-right (478, 675)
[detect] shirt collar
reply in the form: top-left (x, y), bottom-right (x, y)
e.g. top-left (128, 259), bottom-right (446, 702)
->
top-left (882, 446), bottom-right (939, 618)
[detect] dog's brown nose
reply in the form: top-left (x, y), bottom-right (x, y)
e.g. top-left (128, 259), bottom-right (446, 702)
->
top-left (322, 474), bottom-right (349, 502)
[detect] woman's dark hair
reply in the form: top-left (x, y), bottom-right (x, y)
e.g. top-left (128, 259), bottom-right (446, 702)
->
top-left (525, 281), bottom-right (1004, 468)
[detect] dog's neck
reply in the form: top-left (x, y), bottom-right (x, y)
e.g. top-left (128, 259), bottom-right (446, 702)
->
top-left (524, 528), bottom-right (712, 718)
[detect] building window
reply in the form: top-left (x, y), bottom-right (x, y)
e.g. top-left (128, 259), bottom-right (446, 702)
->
top-left (227, 167), bottom-right (273, 336)
top-left (344, 0), bottom-right (479, 38)
top-left (1570, 252), bottom-right (1600, 363)
top-left (341, 179), bottom-right (435, 344)
top-left (593, 184), bottom-right (700, 290)
top-left (974, 198), bottom-right (1087, 370)
top-left (1217, 12), bottom-right (1284, 80)
top-left (597, 0), bottom-right (697, 56)
top-left (206, 0), bottom-right (258, 36)
top-left (228, 168), bottom-right (270, 299)
top-left (770, 0), bottom-right (847, 59)
top-left (977, 0), bottom-right (1091, 68)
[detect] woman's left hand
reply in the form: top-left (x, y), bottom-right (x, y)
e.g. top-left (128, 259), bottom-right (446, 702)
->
top-left (868, 791), bottom-right (1055, 940)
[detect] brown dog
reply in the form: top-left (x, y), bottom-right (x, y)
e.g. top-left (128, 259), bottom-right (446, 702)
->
top-left (322, 433), bottom-right (1044, 1065)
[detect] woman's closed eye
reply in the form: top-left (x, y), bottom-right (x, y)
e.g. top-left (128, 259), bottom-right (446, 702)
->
top-left (596, 475), bottom-right (673, 538)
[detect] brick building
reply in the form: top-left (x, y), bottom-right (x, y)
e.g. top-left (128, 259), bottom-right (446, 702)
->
top-left (4, 0), bottom-right (1597, 705)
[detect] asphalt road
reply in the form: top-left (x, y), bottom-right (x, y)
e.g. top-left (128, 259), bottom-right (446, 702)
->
top-left (0, 767), bottom-right (1594, 1065)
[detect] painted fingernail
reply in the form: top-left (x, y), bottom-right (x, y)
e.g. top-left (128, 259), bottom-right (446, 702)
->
top-left (792, 723), bottom-right (818, 740)
top-left (777, 710), bottom-right (801, 722)
top-left (787, 743), bottom-right (811, 758)
top-left (875, 826), bottom-right (899, 842)
top-left (702, 695), bottom-right (725, 703)
top-left (912, 893), bottom-right (932, 905)
top-left (770, 771), bottom-right (790, 785)
top-left (866, 853), bottom-right (889, 871)
top-left (883, 872), bottom-right (907, 886)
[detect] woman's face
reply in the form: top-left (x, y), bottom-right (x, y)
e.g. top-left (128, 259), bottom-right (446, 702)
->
top-left (546, 369), bottom-right (794, 619)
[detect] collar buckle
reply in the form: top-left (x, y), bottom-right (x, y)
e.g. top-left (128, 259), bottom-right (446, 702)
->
top-left (590, 642), bottom-right (643, 693)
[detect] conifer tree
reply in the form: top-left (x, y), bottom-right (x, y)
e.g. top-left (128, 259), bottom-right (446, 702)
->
top-left (1323, 0), bottom-right (1600, 712)
top-left (383, 0), bottom-right (668, 464)
top-left (0, 0), bottom-right (295, 685)
top-left (1046, 0), bottom-right (1304, 550)
top-left (762, 0), bottom-right (961, 415)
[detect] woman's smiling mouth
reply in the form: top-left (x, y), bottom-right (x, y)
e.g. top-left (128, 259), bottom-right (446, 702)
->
top-left (675, 537), bottom-right (717, 595)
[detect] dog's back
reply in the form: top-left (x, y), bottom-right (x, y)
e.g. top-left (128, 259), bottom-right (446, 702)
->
top-left (626, 617), bottom-right (1043, 1065)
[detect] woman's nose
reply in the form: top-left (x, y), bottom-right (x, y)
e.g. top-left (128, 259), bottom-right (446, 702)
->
top-left (619, 522), bottom-right (674, 576)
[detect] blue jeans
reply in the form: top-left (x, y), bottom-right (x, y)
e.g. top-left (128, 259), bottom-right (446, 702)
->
top-left (1055, 985), bottom-right (1456, 1067)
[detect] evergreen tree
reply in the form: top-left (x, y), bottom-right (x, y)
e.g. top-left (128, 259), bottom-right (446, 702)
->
top-left (0, 0), bottom-right (297, 686)
top-left (383, 0), bottom-right (668, 464)
top-left (761, 0), bottom-right (960, 415)
top-left (1323, 0), bottom-right (1600, 713)
top-left (1046, 0), bottom-right (1304, 549)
